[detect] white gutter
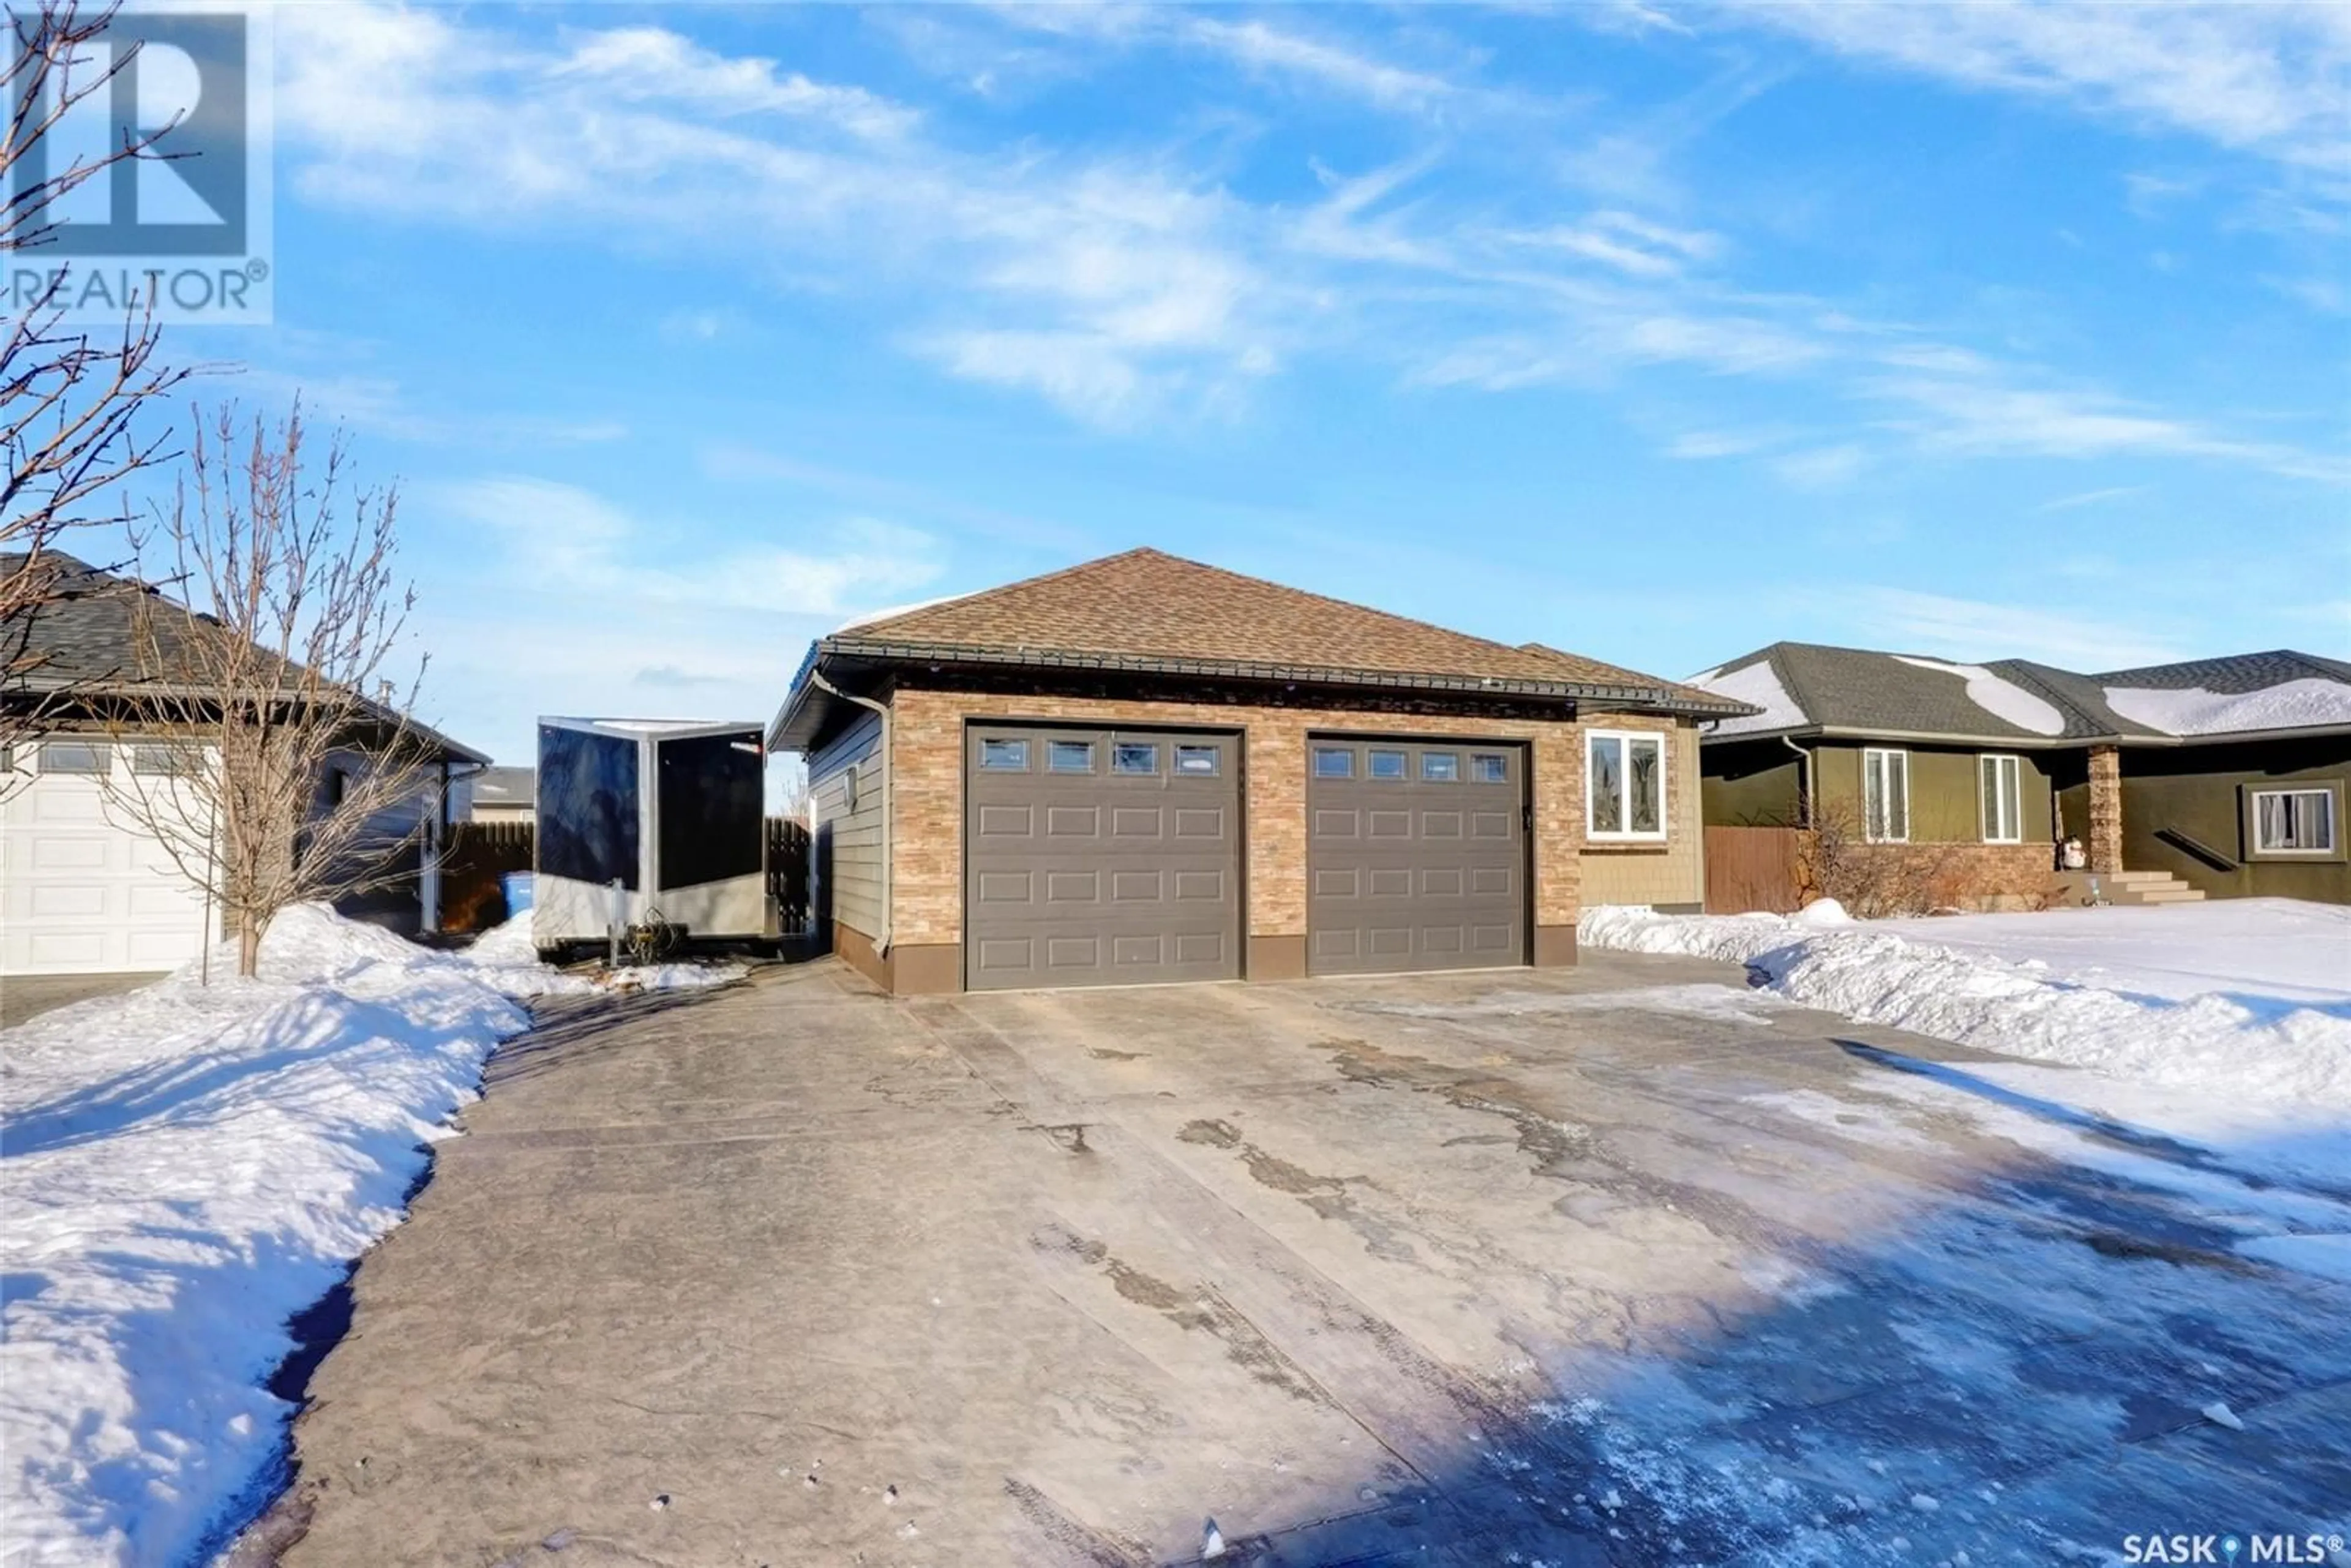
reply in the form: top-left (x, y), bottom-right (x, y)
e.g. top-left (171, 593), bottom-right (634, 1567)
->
top-left (808, 670), bottom-right (891, 956)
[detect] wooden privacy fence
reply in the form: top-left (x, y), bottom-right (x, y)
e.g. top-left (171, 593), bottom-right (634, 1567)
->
top-left (438, 817), bottom-right (812, 936)
top-left (1704, 826), bottom-right (1805, 915)
top-left (440, 820), bottom-right (534, 933)
top-left (767, 816), bottom-right (811, 936)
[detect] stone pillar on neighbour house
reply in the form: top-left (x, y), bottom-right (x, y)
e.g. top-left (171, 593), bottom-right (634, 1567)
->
top-left (2087, 745), bottom-right (2124, 874)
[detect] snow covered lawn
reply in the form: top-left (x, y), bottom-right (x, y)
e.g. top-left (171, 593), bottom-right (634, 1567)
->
top-left (1581, 898), bottom-right (2350, 1104)
top-left (1581, 898), bottom-right (2351, 1204)
top-left (0, 908), bottom-right (740, 1568)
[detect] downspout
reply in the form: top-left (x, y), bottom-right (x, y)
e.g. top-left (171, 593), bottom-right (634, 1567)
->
top-left (1779, 735), bottom-right (1813, 828)
top-left (808, 670), bottom-right (890, 955)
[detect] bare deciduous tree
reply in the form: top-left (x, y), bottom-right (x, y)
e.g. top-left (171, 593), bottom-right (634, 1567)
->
top-left (105, 406), bottom-right (433, 977)
top-left (2, 1), bottom-right (191, 752)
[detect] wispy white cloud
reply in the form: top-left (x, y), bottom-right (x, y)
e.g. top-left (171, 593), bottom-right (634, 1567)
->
top-left (270, 4), bottom-right (2349, 484)
top-left (1838, 586), bottom-right (2186, 669)
top-left (1771, 443), bottom-right (1865, 490)
top-left (1184, 17), bottom-right (1459, 111)
top-left (550, 26), bottom-right (918, 138)
top-left (1665, 426), bottom-right (1795, 459)
top-left (429, 476), bottom-right (945, 618)
top-left (2033, 484), bottom-right (2148, 514)
top-left (1509, 211), bottom-right (1721, 277)
top-left (1741, 3), bottom-right (2351, 173)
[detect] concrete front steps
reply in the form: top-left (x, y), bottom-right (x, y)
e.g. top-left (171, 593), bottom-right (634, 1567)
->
top-left (2051, 869), bottom-right (2207, 906)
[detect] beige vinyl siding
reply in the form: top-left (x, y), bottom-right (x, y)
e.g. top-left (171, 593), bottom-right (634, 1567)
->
top-left (1578, 718), bottom-right (1704, 907)
top-left (809, 708), bottom-right (886, 940)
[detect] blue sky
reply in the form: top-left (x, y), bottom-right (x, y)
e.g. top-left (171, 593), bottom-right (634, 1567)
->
top-left (159, 2), bottom-right (2350, 767)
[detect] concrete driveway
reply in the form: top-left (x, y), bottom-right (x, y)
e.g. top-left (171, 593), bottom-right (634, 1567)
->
top-left (264, 953), bottom-right (2351, 1567)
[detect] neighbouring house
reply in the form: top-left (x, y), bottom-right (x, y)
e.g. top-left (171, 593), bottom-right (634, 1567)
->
top-left (768, 548), bottom-right (1747, 994)
top-left (1692, 642), bottom-right (2351, 909)
top-left (0, 553), bottom-right (489, 975)
top-left (468, 765), bottom-right (535, 824)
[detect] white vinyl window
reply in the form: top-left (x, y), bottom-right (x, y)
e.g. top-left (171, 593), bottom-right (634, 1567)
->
top-left (1863, 748), bottom-right (1909, 842)
top-left (2252, 787), bottom-right (2337, 856)
top-left (1979, 754), bottom-right (2023, 844)
top-left (1586, 730), bottom-right (1665, 841)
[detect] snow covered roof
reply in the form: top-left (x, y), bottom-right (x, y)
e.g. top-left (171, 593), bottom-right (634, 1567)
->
top-left (2094, 650), bottom-right (2351, 737)
top-left (1692, 642), bottom-right (2351, 747)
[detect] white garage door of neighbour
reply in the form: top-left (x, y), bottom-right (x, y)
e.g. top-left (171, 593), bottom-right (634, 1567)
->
top-left (2, 748), bottom-right (212, 977)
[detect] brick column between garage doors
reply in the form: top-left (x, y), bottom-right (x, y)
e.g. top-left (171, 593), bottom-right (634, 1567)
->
top-left (882, 687), bottom-right (1587, 975)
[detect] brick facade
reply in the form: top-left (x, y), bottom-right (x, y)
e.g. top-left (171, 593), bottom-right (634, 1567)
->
top-left (885, 685), bottom-right (1593, 953)
top-left (2087, 744), bottom-right (2123, 874)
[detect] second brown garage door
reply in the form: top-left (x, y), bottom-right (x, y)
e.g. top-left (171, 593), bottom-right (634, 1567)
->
top-left (966, 724), bottom-right (1241, 991)
top-left (1307, 737), bottom-right (1527, 976)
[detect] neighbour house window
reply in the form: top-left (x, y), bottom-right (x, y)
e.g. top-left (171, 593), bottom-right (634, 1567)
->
top-left (1175, 745), bottom-right (1220, 776)
top-left (38, 739), bottom-right (107, 776)
top-left (2252, 787), bottom-right (2337, 856)
top-left (1420, 752), bottom-right (1460, 782)
top-left (1048, 740), bottom-right (1094, 773)
top-left (1587, 730), bottom-right (1665, 841)
top-left (1368, 749), bottom-right (1408, 781)
top-left (1863, 748), bottom-right (1910, 842)
top-left (979, 738), bottom-right (1029, 770)
top-left (1471, 753), bottom-right (1509, 784)
top-left (1313, 747), bottom-right (1353, 778)
top-left (1111, 741), bottom-right (1159, 775)
top-left (1979, 754), bottom-right (2023, 844)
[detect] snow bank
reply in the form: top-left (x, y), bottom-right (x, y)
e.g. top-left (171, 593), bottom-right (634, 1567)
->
top-left (0, 906), bottom-right (740, 1567)
top-left (1579, 902), bottom-right (2351, 1111)
top-left (2105, 677), bottom-right (2351, 737)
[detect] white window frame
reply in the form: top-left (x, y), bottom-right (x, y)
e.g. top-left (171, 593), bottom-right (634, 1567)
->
top-left (1862, 746), bottom-right (1909, 844)
top-left (2249, 786), bottom-right (2338, 858)
top-left (1978, 753), bottom-right (2023, 845)
top-left (1586, 729), bottom-right (1668, 843)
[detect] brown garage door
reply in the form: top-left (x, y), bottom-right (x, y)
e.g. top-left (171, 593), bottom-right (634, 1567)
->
top-left (966, 724), bottom-right (1241, 991)
top-left (1307, 738), bottom-right (1527, 976)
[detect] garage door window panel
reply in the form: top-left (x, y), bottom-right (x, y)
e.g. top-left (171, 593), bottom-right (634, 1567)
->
top-left (1112, 741), bottom-right (1159, 775)
top-left (1314, 748), bottom-right (1353, 778)
top-left (39, 740), bottom-right (108, 776)
top-left (1048, 740), bottom-right (1095, 773)
top-left (981, 738), bottom-right (1030, 771)
top-left (1369, 749), bottom-right (1408, 781)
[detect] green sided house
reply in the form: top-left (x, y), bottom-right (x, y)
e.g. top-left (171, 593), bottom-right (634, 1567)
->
top-left (768, 549), bottom-right (1748, 994)
top-left (1691, 642), bottom-right (2351, 907)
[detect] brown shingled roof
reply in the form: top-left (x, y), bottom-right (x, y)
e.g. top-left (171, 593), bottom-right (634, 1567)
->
top-left (1518, 642), bottom-right (1730, 713)
top-left (846, 548), bottom-right (1597, 686)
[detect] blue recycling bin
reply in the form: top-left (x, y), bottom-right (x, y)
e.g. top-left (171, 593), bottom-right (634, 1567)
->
top-left (500, 871), bottom-right (535, 920)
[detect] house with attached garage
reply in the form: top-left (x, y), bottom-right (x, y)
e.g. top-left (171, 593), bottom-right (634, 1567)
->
top-left (768, 548), bottom-right (1750, 994)
top-left (1691, 642), bottom-right (2351, 907)
top-left (0, 553), bottom-right (490, 976)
